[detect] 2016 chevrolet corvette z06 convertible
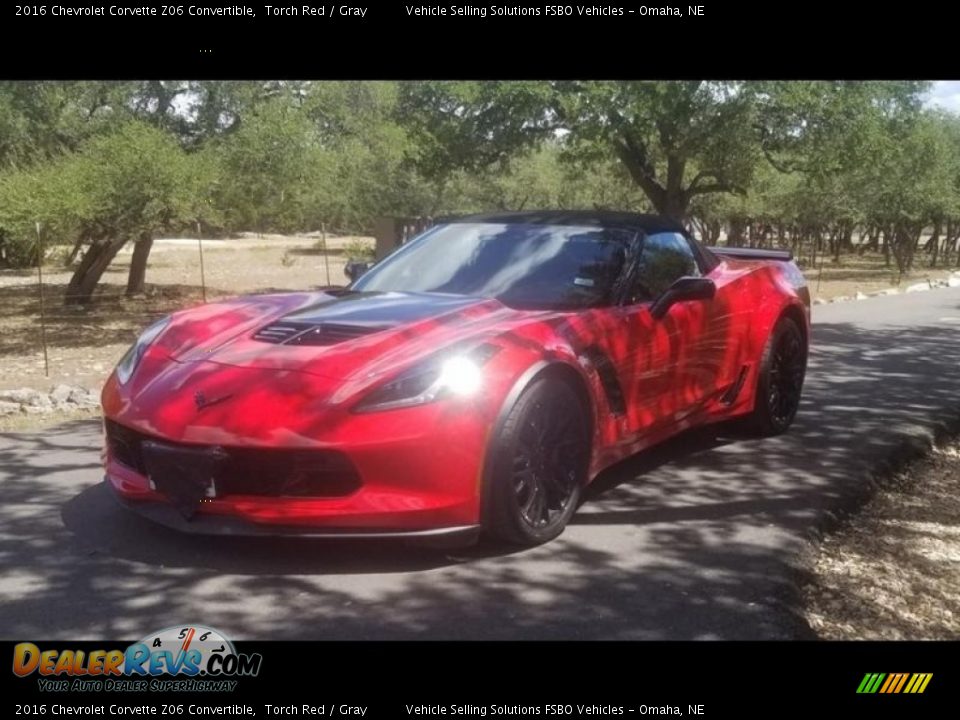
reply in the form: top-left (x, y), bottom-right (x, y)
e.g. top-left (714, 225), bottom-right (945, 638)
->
top-left (102, 211), bottom-right (810, 546)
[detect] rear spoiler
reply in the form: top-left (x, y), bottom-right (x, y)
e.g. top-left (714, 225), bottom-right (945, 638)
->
top-left (708, 246), bottom-right (793, 261)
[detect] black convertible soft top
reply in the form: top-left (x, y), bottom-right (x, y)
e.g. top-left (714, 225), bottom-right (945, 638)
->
top-left (440, 210), bottom-right (686, 235)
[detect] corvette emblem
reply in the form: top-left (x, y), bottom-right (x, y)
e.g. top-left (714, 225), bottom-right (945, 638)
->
top-left (194, 390), bottom-right (232, 411)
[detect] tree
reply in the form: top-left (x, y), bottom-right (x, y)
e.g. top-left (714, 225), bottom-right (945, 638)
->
top-left (63, 122), bottom-right (207, 304)
top-left (399, 81), bottom-right (939, 227)
top-left (0, 158), bottom-right (85, 267)
top-left (399, 81), bottom-right (760, 221)
top-left (210, 98), bottom-right (327, 234)
top-left (860, 111), bottom-right (959, 277)
top-left (0, 81), bottom-right (133, 169)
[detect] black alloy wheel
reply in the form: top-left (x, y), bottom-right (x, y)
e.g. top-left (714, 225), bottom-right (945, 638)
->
top-left (484, 376), bottom-right (590, 546)
top-left (747, 316), bottom-right (807, 436)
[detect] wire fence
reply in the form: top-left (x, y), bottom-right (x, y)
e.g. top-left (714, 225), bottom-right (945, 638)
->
top-left (4, 228), bottom-right (356, 380)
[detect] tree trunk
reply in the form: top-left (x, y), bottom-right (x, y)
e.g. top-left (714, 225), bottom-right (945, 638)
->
top-left (890, 223), bottom-right (918, 278)
top-left (841, 222), bottom-right (854, 255)
top-left (727, 217), bottom-right (746, 246)
top-left (689, 216), bottom-right (706, 243)
top-left (945, 219), bottom-right (959, 267)
top-left (929, 221), bottom-right (941, 268)
top-left (65, 237), bottom-right (85, 267)
top-left (65, 238), bottom-right (128, 305)
top-left (663, 154), bottom-right (687, 221)
top-left (658, 191), bottom-right (688, 223)
top-left (614, 139), bottom-right (688, 222)
top-left (863, 226), bottom-right (879, 254)
top-left (126, 234), bottom-right (154, 297)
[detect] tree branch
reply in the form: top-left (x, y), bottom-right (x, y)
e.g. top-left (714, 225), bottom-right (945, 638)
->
top-left (687, 170), bottom-right (723, 192)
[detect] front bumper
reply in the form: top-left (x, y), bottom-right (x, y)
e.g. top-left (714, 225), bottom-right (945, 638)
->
top-left (103, 397), bottom-right (495, 536)
top-left (109, 487), bottom-right (480, 543)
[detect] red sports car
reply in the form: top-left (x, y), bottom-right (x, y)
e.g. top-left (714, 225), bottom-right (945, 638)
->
top-left (103, 212), bottom-right (809, 546)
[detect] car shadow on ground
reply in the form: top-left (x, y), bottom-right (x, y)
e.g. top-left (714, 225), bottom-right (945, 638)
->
top-left (60, 482), bottom-right (509, 574)
top-left (54, 420), bottom-right (743, 576)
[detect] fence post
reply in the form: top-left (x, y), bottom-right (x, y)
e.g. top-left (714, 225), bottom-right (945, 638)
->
top-left (196, 220), bottom-right (207, 304)
top-left (321, 222), bottom-right (331, 286)
top-left (35, 222), bottom-right (50, 378)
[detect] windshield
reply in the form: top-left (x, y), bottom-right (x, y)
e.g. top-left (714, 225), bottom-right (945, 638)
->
top-left (352, 222), bottom-right (635, 310)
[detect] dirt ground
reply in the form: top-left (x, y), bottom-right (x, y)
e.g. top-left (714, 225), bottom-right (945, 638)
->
top-left (803, 437), bottom-right (960, 639)
top-left (802, 252), bottom-right (957, 299)
top-left (0, 234), bottom-right (955, 400)
top-left (0, 234), bottom-right (359, 396)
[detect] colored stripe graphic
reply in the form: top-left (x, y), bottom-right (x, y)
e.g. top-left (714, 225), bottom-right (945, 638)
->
top-left (858, 673), bottom-right (932, 694)
top-left (857, 673), bottom-right (886, 693)
top-left (907, 674), bottom-right (932, 694)
top-left (879, 673), bottom-right (907, 693)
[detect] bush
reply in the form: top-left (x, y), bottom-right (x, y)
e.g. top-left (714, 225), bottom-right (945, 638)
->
top-left (343, 238), bottom-right (375, 261)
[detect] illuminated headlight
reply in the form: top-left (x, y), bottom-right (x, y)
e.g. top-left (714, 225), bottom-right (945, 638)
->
top-left (115, 316), bottom-right (171, 385)
top-left (437, 356), bottom-right (483, 396)
top-left (353, 344), bottom-right (499, 413)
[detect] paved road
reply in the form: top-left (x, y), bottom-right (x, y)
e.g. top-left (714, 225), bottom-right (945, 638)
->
top-left (2, 288), bottom-right (960, 640)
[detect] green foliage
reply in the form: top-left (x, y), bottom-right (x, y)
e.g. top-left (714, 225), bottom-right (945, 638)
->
top-left (554, 81), bottom-right (760, 218)
top-left (342, 238), bottom-right (375, 261)
top-left (210, 99), bottom-right (324, 233)
top-left (431, 144), bottom-right (651, 215)
top-left (399, 80), bottom-right (761, 219)
top-left (71, 121), bottom-right (207, 239)
top-left (2, 79), bottom-right (960, 277)
top-left (0, 154), bottom-right (85, 266)
top-left (0, 120), bottom-right (208, 267)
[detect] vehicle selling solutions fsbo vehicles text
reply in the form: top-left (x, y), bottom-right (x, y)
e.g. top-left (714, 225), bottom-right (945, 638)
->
top-left (403, 6), bottom-right (700, 17)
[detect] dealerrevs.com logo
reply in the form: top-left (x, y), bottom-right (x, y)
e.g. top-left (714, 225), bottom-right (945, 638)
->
top-left (13, 625), bottom-right (262, 692)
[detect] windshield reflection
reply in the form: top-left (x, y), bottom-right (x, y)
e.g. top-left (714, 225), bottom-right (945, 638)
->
top-left (353, 223), bottom-right (634, 310)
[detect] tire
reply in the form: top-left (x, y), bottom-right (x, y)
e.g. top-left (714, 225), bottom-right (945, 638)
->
top-left (746, 315), bottom-right (807, 436)
top-left (483, 376), bottom-right (591, 546)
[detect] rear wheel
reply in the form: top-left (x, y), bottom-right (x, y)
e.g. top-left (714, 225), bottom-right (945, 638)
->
top-left (483, 377), bottom-right (590, 546)
top-left (746, 315), bottom-right (807, 436)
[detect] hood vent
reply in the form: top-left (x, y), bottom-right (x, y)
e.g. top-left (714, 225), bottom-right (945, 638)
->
top-left (252, 322), bottom-right (313, 344)
top-left (253, 321), bottom-right (384, 346)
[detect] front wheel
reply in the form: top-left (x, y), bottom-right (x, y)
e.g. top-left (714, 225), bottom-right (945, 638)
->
top-left (746, 315), bottom-right (807, 436)
top-left (483, 376), bottom-right (591, 546)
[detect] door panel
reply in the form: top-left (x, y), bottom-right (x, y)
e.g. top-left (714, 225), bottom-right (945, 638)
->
top-left (609, 302), bottom-right (678, 436)
top-left (672, 278), bottom-right (738, 414)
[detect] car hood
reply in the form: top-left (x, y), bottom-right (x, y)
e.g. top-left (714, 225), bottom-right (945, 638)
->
top-left (157, 290), bottom-right (525, 381)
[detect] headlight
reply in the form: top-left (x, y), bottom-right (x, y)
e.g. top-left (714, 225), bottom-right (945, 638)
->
top-left (353, 344), bottom-right (499, 413)
top-left (115, 316), bottom-right (171, 385)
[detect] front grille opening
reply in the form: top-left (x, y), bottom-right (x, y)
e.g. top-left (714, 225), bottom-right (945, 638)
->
top-left (105, 420), bottom-right (361, 498)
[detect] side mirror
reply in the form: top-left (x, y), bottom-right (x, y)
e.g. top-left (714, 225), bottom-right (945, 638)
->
top-left (344, 260), bottom-right (371, 284)
top-left (649, 276), bottom-right (715, 320)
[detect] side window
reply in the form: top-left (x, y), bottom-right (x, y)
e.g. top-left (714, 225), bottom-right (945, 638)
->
top-left (628, 232), bottom-right (700, 303)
